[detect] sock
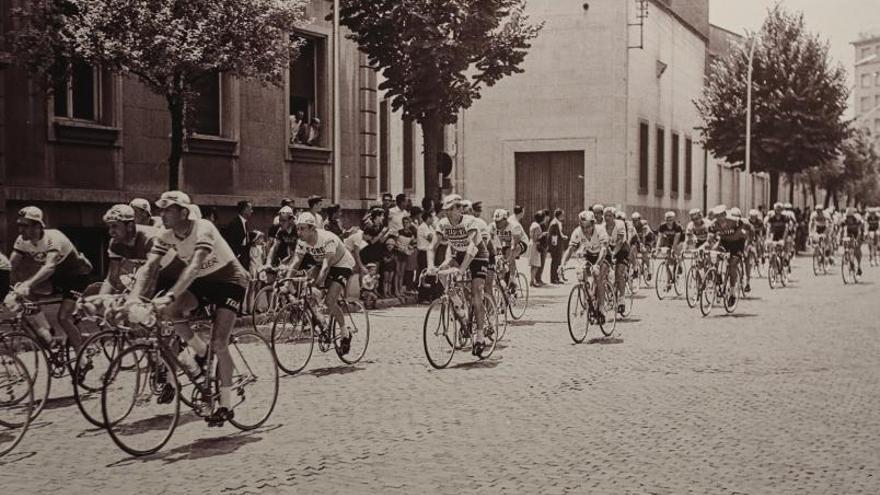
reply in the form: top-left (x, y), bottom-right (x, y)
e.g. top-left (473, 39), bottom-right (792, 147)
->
top-left (187, 336), bottom-right (208, 357)
top-left (219, 387), bottom-right (232, 409)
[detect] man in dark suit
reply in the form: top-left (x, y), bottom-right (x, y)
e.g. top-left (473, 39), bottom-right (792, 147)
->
top-left (223, 200), bottom-right (254, 271)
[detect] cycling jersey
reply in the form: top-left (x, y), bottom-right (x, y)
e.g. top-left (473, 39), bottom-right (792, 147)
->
top-left (842, 215), bottom-right (864, 238)
top-left (866, 214), bottom-right (879, 232)
top-left (472, 217), bottom-right (493, 247)
top-left (569, 225), bottom-right (608, 255)
top-left (605, 219), bottom-right (629, 249)
top-left (272, 225), bottom-right (298, 264)
top-left (635, 220), bottom-right (655, 245)
top-left (435, 215), bottom-right (489, 260)
top-left (13, 229), bottom-right (92, 276)
top-left (765, 212), bottom-right (789, 241)
top-left (490, 221), bottom-right (526, 249)
top-left (656, 222), bottom-right (684, 247)
top-left (151, 218), bottom-right (248, 287)
top-left (748, 219), bottom-right (765, 238)
top-left (294, 229), bottom-right (356, 270)
top-left (710, 217), bottom-right (748, 256)
top-left (686, 220), bottom-right (711, 245)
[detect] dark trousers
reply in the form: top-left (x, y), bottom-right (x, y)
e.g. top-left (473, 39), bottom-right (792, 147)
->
top-left (537, 250), bottom-right (547, 283)
top-left (550, 249), bottom-right (563, 283)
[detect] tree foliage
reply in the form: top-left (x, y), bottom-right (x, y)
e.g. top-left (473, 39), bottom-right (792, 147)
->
top-left (696, 6), bottom-right (849, 203)
top-left (336, 0), bottom-right (542, 198)
top-left (9, 0), bottom-right (308, 189)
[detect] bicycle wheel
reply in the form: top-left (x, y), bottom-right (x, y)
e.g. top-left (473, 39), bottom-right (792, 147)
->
top-left (270, 305), bottom-right (315, 375)
top-left (476, 295), bottom-right (499, 360)
top-left (768, 257), bottom-right (778, 289)
top-left (672, 261), bottom-right (683, 296)
top-left (492, 285), bottom-right (508, 341)
top-left (841, 253), bottom-right (852, 284)
top-left (655, 262), bottom-right (671, 300)
top-left (423, 299), bottom-right (457, 369)
top-left (641, 257), bottom-right (653, 288)
top-left (226, 329), bottom-right (278, 431)
top-left (685, 266), bottom-right (700, 309)
top-left (0, 353), bottom-right (33, 457)
top-left (600, 281), bottom-right (617, 337)
top-left (812, 250), bottom-right (822, 276)
top-left (508, 273), bottom-right (529, 320)
top-left (723, 275), bottom-right (739, 314)
top-left (102, 344), bottom-right (179, 457)
top-left (1, 332), bottom-right (50, 422)
top-left (699, 268), bottom-right (717, 317)
top-left (566, 285), bottom-right (589, 344)
top-left (621, 278), bottom-right (635, 318)
top-left (250, 285), bottom-right (277, 335)
top-left (333, 300), bottom-right (370, 365)
top-left (74, 330), bottom-right (132, 428)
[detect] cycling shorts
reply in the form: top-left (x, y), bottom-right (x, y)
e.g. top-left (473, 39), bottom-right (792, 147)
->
top-left (815, 225), bottom-right (827, 235)
top-left (50, 271), bottom-right (91, 300)
top-left (188, 279), bottom-right (246, 313)
top-left (454, 251), bottom-right (489, 280)
top-left (719, 239), bottom-right (746, 258)
top-left (606, 246), bottom-right (630, 266)
top-left (325, 267), bottom-right (353, 290)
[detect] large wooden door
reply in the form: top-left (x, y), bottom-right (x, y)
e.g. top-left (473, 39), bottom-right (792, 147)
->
top-left (515, 151), bottom-right (584, 235)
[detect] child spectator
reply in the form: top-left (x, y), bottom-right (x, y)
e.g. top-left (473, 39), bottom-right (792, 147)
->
top-left (381, 235), bottom-right (398, 298)
top-left (398, 216), bottom-right (418, 293)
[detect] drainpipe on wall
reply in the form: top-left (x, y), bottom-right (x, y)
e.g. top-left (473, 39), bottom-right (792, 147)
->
top-left (332, 0), bottom-right (341, 204)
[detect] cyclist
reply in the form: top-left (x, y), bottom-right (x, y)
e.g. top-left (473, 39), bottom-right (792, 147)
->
top-left (266, 206), bottom-right (297, 266)
top-left (840, 207), bottom-right (864, 276)
top-left (287, 211), bottom-right (356, 353)
top-left (729, 207), bottom-right (754, 293)
top-left (591, 204), bottom-right (605, 226)
top-left (10, 206), bottom-right (93, 351)
top-left (427, 194), bottom-right (492, 356)
top-left (685, 208), bottom-right (712, 250)
top-left (490, 208), bottom-right (527, 289)
top-left (809, 206), bottom-right (832, 260)
top-left (655, 211), bottom-right (685, 288)
top-left (559, 211), bottom-right (609, 321)
top-left (463, 200), bottom-right (498, 305)
top-left (603, 207), bottom-right (629, 315)
top-left (130, 198), bottom-right (163, 228)
top-left (764, 203), bottom-right (791, 271)
top-left (128, 191), bottom-right (249, 426)
top-left (99, 204), bottom-right (180, 295)
top-left (865, 207), bottom-right (880, 266)
top-left (747, 209), bottom-right (767, 263)
top-left (707, 205), bottom-right (748, 306)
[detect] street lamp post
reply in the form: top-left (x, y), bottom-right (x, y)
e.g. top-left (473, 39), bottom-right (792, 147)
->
top-left (744, 34), bottom-right (758, 209)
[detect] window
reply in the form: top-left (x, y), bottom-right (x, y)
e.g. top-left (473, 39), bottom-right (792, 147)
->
top-left (403, 118), bottom-right (414, 190)
top-left (862, 96), bottom-right (873, 113)
top-left (638, 121), bottom-right (649, 194)
top-left (656, 126), bottom-right (665, 193)
top-left (685, 138), bottom-right (693, 198)
top-left (863, 47), bottom-right (873, 60)
top-left (875, 95), bottom-right (880, 109)
top-left (671, 132), bottom-right (680, 196)
top-left (379, 100), bottom-right (389, 193)
top-left (863, 73), bottom-right (872, 88)
top-left (290, 34), bottom-right (326, 147)
top-left (53, 60), bottom-right (100, 121)
top-left (191, 71), bottom-right (221, 136)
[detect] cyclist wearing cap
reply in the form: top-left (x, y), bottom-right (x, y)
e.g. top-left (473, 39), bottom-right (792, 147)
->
top-left (602, 207), bottom-right (629, 316)
top-left (655, 211), bottom-right (685, 268)
top-left (808, 206), bottom-right (832, 260)
top-left (560, 211), bottom-right (610, 321)
top-left (288, 211), bottom-right (357, 354)
top-left (490, 208), bottom-right (527, 288)
top-left (765, 202), bottom-right (792, 271)
top-left (708, 206), bottom-right (749, 301)
top-left (628, 212), bottom-right (654, 281)
top-left (864, 207), bottom-right (880, 265)
top-left (747, 209), bottom-right (767, 264)
top-left (10, 206), bottom-right (93, 350)
top-left (128, 190), bottom-right (249, 426)
top-left (840, 208), bottom-right (864, 276)
top-left (267, 206), bottom-right (298, 266)
top-left (463, 200), bottom-right (499, 299)
top-left (685, 209), bottom-right (712, 249)
top-left (130, 198), bottom-right (163, 228)
top-left (99, 204), bottom-right (180, 295)
top-left (428, 194), bottom-right (492, 356)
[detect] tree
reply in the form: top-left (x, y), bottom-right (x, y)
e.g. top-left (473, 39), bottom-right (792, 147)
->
top-left (9, 0), bottom-right (308, 189)
top-left (695, 6), bottom-right (849, 205)
top-left (336, 0), bottom-right (542, 200)
top-left (841, 128), bottom-right (880, 208)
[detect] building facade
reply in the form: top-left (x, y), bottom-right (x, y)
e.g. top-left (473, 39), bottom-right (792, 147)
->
top-left (853, 32), bottom-right (880, 137)
top-left (0, 0), bottom-right (378, 272)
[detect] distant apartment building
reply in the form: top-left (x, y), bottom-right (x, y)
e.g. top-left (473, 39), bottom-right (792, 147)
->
top-left (0, 0), bottom-right (378, 271)
top-left (853, 32), bottom-right (880, 137)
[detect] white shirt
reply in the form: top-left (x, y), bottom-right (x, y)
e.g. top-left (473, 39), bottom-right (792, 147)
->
top-left (151, 219), bottom-right (239, 278)
top-left (295, 230), bottom-right (355, 269)
top-left (343, 229), bottom-right (366, 253)
top-left (435, 215), bottom-right (481, 254)
top-left (311, 211), bottom-right (325, 230)
top-left (490, 221), bottom-right (527, 249)
top-left (417, 223), bottom-right (435, 251)
top-left (569, 226), bottom-right (608, 255)
top-left (387, 206), bottom-right (409, 234)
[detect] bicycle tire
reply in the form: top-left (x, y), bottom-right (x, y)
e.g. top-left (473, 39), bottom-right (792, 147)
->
top-left (492, 285), bottom-right (508, 341)
top-left (477, 295), bottom-right (499, 360)
top-left (270, 304), bottom-right (315, 375)
top-left (768, 257), bottom-right (778, 289)
top-left (227, 329), bottom-right (279, 431)
top-left (566, 285), bottom-right (589, 344)
top-left (600, 281), bottom-right (617, 337)
top-left (0, 353), bottom-right (33, 457)
top-left (1, 332), bottom-right (50, 422)
top-left (423, 299), bottom-right (456, 369)
top-left (685, 265), bottom-right (700, 309)
top-left (333, 300), bottom-right (370, 365)
top-left (250, 285), bottom-right (277, 335)
top-left (699, 268), bottom-right (717, 317)
top-left (508, 273), bottom-right (529, 320)
top-left (655, 262), bottom-right (670, 300)
top-left (74, 330), bottom-right (130, 428)
top-left (102, 344), bottom-right (180, 457)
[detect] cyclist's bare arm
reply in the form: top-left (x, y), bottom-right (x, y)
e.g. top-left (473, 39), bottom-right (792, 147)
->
top-left (100, 259), bottom-right (123, 295)
top-left (23, 251), bottom-right (62, 289)
top-left (166, 248), bottom-right (210, 299)
top-left (130, 252), bottom-right (163, 300)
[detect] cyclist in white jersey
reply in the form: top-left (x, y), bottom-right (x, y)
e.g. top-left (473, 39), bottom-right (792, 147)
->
top-left (559, 211), bottom-right (610, 321)
top-left (287, 212), bottom-right (357, 355)
top-left (462, 200), bottom-right (497, 306)
top-left (128, 191), bottom-right (249, 426)
top-left (428, 194), bottom-right (491, 356)
top-left (491, 208), bottom-right (527, 287)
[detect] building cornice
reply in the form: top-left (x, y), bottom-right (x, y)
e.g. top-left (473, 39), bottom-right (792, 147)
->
top-left (647, 0), bottom-right (709, 43)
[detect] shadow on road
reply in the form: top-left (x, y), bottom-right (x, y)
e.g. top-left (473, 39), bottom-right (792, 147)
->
top-left (586, 337), bottom-right (624, 345)
top-left (41, 395), bottom-right (78, 411)
top-left (712, 313), bottom-right (758, 319)
top-left (307, 365), bottom-right (365, 378)
top-left (449, 359), bottom-right (500, 370)
top-left (0, 450), bottom-right (37, 466)
top-left (107, 429), bottom-right (270, 467)
top-left (509, 320), bottom-right (566, 327)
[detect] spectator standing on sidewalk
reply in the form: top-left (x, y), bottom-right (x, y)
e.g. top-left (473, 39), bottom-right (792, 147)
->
top-left (307, 195), bottom-right (324, 229)
top-left (222, 200), bottom-right (253, 272)
top-left (324, 204), bottom-right (344, 237)
top-left (417, 210), bottom-right (435, 276)
top-left (549, 209), bottom-right (567, 284)
top-left (397, 215), bottom-right (418, 293)
top-left (529, 211), bottom-right (546, 287)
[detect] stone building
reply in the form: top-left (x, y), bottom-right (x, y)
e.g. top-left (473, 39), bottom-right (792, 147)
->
top-left (0, 0), bottom-right (378, 272)
top-left (853, 32), bottom-right (880, 137)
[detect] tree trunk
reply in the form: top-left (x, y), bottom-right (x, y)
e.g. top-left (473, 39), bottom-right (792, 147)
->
top-left (823, 187), bottom-right (832, 208)
top-left (420, 113), bottom-right (444, 202)
top-left (832, 189), bottom-right (839, 209)
top-left (167, 94), bottom-right (185, 190)
top-left (769, 171), bottom-right (780, 205)
top-left (809, 182), bottom-right (817, 206)
top-left (788, 173), bottom-right (795, 204)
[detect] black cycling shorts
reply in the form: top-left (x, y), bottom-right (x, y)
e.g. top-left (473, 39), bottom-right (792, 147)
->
top-left (769, 230), bottom-right (786, 242)
top-left (188, 279), bottom-right (246, 313)
top-left (606, 246), bottom-right (630, 266)
top-left (719, 239), bottom-right (746, 258)
top-left (50, 271), bottom-right (91, 300)
top-left (815, 225), bottom-right (827, 235)
top-left (583, 252), bottom-right (601, 266)
top-left (325, 267), bottom-right (353, 289)
top-left (487, 254), bottom-right (496, 273)
top-left (694, 239), bottom-right (707, 249)
top-left (454, 251), bottom-right (489, 280)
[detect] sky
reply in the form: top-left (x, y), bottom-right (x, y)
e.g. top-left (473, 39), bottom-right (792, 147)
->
top-left (710, 0), bottom-right (880, 114)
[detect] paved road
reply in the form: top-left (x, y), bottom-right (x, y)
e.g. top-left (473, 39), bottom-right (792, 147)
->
top-left (3, 256), bottom-right (880, 494)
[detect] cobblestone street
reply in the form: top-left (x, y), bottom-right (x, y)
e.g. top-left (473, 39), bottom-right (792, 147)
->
top-left (3, 257), bottom-right (880, 494)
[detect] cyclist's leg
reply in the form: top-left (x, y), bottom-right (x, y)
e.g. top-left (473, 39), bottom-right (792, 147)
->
top-left (165, 292), bottom-right (206, 357)
top-left (211, 307), bottom-right (236, 410)
top-left (597, 262), bottom-right (608, 312)
top-left (325, 281), bottom-right (347, 337)
top-left (471, 277), bottom-right (486, 343)
top-left (56, 298), bottom-right (83, 350)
